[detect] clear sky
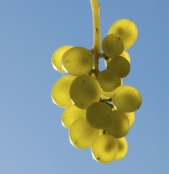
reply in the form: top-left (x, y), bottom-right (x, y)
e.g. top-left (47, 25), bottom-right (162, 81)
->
top-left (0, 0), bottom-right (169, 174)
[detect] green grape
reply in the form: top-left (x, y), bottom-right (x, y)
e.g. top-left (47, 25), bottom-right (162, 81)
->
top-left (108, 18), bottom-right (138, 50)
top-left (91, 134), bottom-right (118, 163)
top-left (114, 137), bottom-right (128, 161)
top-left (70, 75), bottom-right (101, 109)
top-left (86, 102), bottom-right (112, 129)
top-left (51, 75), bottom-right (76, 108)
top-left (51, 45), bottom-right (73, 72)
top-left (112, 85), bottom-right (142, 112)
top-left (111, 108), bottom-right (135, 127)
top-left (101, 90), bottom-right (113, 99)
top-left (120, 50), bottom-right (130, 62)
top-left (100, 78), bottom-right (122, 99)
top-left (61, 105), bottom-right (86, 128)
top-left (101, 34), bottom-right (124, 57)
top-left (105, 110), bottom-right (130, 138)
top-left (62, 47), bottom-right (93, 76)
top-left (104, 50), bottom-right (130, 68)
top-left (97, 69), bottom-right (121, 92)
top-left (125, 112), bottom-right (135, 127)
top-left (107, 56), bottom-right (130, 78)
top-left (69, 117), bottom-right (99, 149)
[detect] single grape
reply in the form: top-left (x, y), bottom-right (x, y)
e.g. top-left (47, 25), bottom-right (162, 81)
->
top-left (107, 56), bottom-right (130, 78)
top-left (51, 45), bottom-right (73, 72)
top-left (61, 105), bottom-right (86, 128)
top-left (62, 47), bottom-right (93, 76)
top-left (125, 112), bottom-right (135, 127)
top-left (104, 110), bottom-right (130, 138)
top-left (114, 137), bottom-right (128, 161)
top-left (69, 117), bottom-right (99, 149)
top-left (91, 134), bottom-right (118, 163)
top-left (97, 69), bottom-right (121, 92)
top-left (108, 18), bottom-right (138, 50)
top-left (51, 75), bottom-right (76, 108)
top-left (86, 102), bottom-right (112, 129)
top-left (101, 33), bottom-right (124, 57)
top-left (112, 85), bottom-right (142, 112)
top-left (70, 75), bottom-right (101, 109)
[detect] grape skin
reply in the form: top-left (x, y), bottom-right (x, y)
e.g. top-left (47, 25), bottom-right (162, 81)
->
top-left (62, 47), bottom-right (93, 76)
top-left (100, 78), bottom-right (123, 99)
top-left (101, 33), bottom-right (124, 57)
top-left (120, 50), bottom-right (130, 62)
top-left (51, 75), bottom-right (76, 108)
top-left (114, 137), bottom-right (128, 161)
top-left (107, 56), bottom-right (130, 78)
top-left (111, 107), bottom-right (135, 127)
top-left (91, 134), bottom-right (118, 163)
top-left (86, 102), bottom-right (112, 129)
top-left (97, 69), bottom-right (121, 92)
top-left (108, 18), bottom-right (138, 50)
top-left (104, 50), bottom-right (130, 67)
top-left (61, 105), bottom-right (86, 128)
top-left (51, 45), bottom-right (73, 73)
top-left (112, 85), bottom-right (142, 112)
top-left (69, 117), bottom-right (99, 149)
top-left (125, 112), bottom-right (135, 127)
top-left (101, 90), bottom-right (114, 99)
top-left (104, 110), bottom-right (130, 138)
top-left (70, 75), bottom-right (101, 109)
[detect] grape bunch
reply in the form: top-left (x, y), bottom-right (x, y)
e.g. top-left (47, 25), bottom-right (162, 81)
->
top-left (51, 14), bottom-right (142, 163)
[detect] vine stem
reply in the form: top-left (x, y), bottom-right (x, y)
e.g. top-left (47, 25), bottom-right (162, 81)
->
top-left (90, 0), bottom-right (101, 75)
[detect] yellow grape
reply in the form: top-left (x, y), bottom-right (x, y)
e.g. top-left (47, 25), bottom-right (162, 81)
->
top-left (62, 47), bottom-right (93, 76)
top-left (120, 50), bottom-right (130, 62)
top-left (108, 18), bottom-right (138, 50)
top-left (51, 45), bottom-right (73, 72)
top-left (91, 134), bottom-right (118, 163)
top-left (97, 69), bottom-right (121, 92)
top-left (111, 107), bottom-right (135, 127)
top-left (101, 34), bottom-right (124, 57)
top-left (105, 110), bottom-right (130, 138)
top-left (69, 117), bottom-right (99, 149)
top-left (104, 50), bottom-right (130, 67)
top-left (114, 137), bottom-right (128, 161)
top-left (125, 112), bottom-right (135, 127)
top-left (86, 102), bottom-right (112, 129)
top-left (61, 105), bottom-right (86, 128)
top-left (107, 56), bottom-right (130, 78)
top-left (101, 90), bottom-right (114, 99)
top-left (100, 79), bottom-right (122, 99)
top-left (51, 75), bottom-right (76, 108)
top-left (112, 85), bottom-right (142, 112)
top-left (70, 75), bottom-right (101, 109)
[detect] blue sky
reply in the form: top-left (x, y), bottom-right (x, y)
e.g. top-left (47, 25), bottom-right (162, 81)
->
top-left (0, 0), bottom-right (169, 174)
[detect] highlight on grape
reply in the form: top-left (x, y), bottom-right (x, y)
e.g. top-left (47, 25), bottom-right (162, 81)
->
top-left (51, 0), bottom-right (142, 164)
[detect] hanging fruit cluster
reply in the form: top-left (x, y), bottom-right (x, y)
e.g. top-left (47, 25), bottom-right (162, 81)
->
top-left (51, 0), bottom-right (142, 163)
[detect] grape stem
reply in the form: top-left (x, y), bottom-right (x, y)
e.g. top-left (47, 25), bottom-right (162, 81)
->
top-left (90, 0), bottom-right (101, 76)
